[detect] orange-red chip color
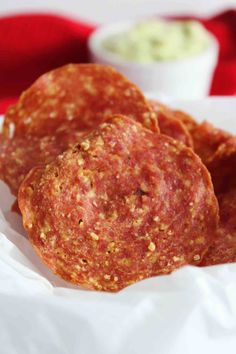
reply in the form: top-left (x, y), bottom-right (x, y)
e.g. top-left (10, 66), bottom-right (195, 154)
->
top-left (0, 130), bottom-right (88, 196)
top-left (18, 115), bottom-right (219, 292)
top-left (0, 64), bottom-right (158, 197)
top-left (207, 137), bottom-right (236, 195)
top-left (201, 189), bottom-right (236, 266)
top-left (149, 100), bottom-right (193, 147)
top-left (3, 64), bottom-right (157, 139)
top-left (191, 121), bottom-right (231, 164)
top-left (173, 110), bottom-right (198, 134)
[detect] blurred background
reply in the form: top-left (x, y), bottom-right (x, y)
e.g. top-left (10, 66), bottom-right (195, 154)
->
top-left (0, 0), bottom-right (236, 111)
top-left (1, 0), bottom-right (236, 23)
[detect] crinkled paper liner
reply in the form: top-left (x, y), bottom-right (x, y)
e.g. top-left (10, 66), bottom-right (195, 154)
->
top-left (0, 98), bottom-right (236, 354)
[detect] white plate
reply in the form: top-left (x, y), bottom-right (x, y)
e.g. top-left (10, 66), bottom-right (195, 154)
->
top-left (0, 97), bottom-right (236, 354)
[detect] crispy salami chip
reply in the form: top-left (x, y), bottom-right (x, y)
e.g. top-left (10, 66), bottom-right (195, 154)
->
top-left (207, 137), bottom-right (236, 195)
top-left (173, 110), bottom-right (198, 134)
top-left (0, 64), bottom-right (157, 196)
top-left (201, 189), bottom-right (236, 266)
top-left (0, 129), bottom-right (88, 196)
top-left (149, 100), bottom-right (173, 116)
top-left (18, 115), bottom-right (218, 292)
top-left (149, 100), bottom-right (193, 147)
top-left (191, 121), bottom-right (231, 164)
top-left (3, 64), bottom-right (157, 139)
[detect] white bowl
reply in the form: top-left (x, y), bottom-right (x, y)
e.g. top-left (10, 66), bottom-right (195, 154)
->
top-left (88, 21), bottom-right (219, 99)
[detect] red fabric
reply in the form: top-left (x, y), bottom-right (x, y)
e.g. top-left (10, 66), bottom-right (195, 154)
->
top-left (0, 10), bottom-right (235, 114)
top-left (203, 10), bottom-right (236, 96)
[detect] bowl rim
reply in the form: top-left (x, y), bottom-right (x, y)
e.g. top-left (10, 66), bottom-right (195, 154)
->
top-left (88, 19), bottom-right (219, 68)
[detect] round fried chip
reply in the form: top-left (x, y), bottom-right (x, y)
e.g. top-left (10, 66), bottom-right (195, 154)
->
top-left (207, 137), bottom-right (236, 195)
top-left (173, 110), bottom-right (198, 134)
top-left (18, 115), bottom-right (219, 292)
top-left (149, 100), bottom-right (193, 147)
top-left (3, 64), bottom-right (157, 138)
top-left (0, 129), bottom-right (88, 195)
top-left (201, 189), bottom-right (236, 266)
top-left (0, 64), bottom-right (157, 197)
top-left (191, 121), bottom-right (231, 164)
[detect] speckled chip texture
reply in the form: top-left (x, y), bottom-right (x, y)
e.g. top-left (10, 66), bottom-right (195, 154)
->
top-left (0, 64), bottom-right (158, 195)
top-left (201, 189), bottom-right (236, 266)
top-left (0, 129), bottom-right (88, 196)
top-left (18, 115), bottom-right (219, 292)
top-left (0, 64), bottom-right (157, 197)
top-left (173, 110), bottom-right (198, 135)
top-left (191, 121), bottom-right (232, 164)
top-left (149, 100), bottom-right (193, 147)
top-left (3, 64), bottom-right (157, 139)
top-left (207, 137), bottom-right (236, 195)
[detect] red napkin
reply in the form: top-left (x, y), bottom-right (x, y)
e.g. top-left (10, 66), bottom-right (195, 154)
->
top-left (0, 10), bottom-right (235, 114)
top-left (203, 10), bottom-right (236, 96)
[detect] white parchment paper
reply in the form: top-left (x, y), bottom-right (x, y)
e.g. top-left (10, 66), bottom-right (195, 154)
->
top-left (1, 97), bottom-right (236, 354)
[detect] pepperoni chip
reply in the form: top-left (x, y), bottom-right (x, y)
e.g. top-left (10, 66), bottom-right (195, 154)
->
top-left (3, 64), bottom-right (157, 139)
top-left (207, 137), bottom-right (236, 195)
top-left (18, 115), bottom-right (218, 292)
top-left (173, 110), bottom-right (198, 134)
top-left (201, 189), bottom-right (236, 266)
top-left (150, 100), bottom-right (193, 147)
top-left (149, 100), bottom-right (173, 116)
top-left (0, 64), bottom-right (157, 196)
top-left (191, 121), bottom-right (231, 164)
top-left (0, 129), bottom-right (88, 195)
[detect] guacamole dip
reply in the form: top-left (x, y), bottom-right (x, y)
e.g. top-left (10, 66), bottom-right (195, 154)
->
top-left (102, 20), bottom-right (211, 62)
